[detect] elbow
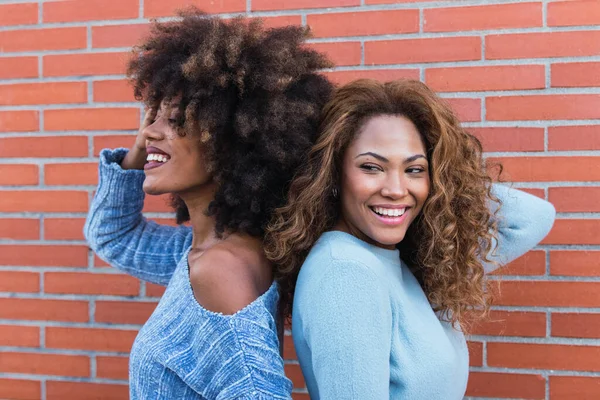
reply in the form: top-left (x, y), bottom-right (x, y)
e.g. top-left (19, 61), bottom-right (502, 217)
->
top-left (538, 200), bottom-right (557, 241)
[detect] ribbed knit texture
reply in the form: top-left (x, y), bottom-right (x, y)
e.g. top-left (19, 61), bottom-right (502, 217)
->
top-left (84, 148), bottom-right (292, 400)
top-left (292, 185), bottom-right (556, 400)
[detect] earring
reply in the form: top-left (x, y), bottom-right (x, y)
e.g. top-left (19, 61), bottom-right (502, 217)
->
top-left (332, 188), bottom-right (339, 198)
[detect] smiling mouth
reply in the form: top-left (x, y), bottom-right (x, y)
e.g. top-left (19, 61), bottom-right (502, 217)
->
top-left (370, 206), bottom-right (407, 217)
top-left (144, 153), bottom-right (171, 170)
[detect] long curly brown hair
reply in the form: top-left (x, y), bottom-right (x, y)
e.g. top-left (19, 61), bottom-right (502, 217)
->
top-left (266, 79), bottom-right (500, 328)
top-left (127, 9), bottom-right (333, 237)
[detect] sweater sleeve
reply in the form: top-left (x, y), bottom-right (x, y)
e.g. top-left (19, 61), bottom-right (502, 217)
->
top-left (298, 260), bottom-right (392, 399)
top-left (84, 148), bottom-right (193, 285)
top-left (484, 183), bottom-right (556, 273)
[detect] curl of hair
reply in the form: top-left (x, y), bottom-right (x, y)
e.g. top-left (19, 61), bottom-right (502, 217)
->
top-left (265, 79), bottom-right (501, 328)
top-left (127, 8), bottom-right (333, 237)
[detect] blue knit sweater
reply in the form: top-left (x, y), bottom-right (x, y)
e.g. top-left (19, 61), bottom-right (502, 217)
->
top-left (84, 148), bottom-right (292, 400)
top-left (292, 185), bottom-right (556, 399)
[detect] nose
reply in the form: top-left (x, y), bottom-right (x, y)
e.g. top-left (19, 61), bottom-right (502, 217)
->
top-left (380, 172), bottom-right (408, 199)
top-left (141, 117), bottom-right (165, 144)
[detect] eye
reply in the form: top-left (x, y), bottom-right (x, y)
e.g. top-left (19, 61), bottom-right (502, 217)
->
top-left (168, 118), bottom-right (178, 124)
top-left (360, 163), bottom-right (382, 172)
top-left (406, 166), bottom-right (426, 174)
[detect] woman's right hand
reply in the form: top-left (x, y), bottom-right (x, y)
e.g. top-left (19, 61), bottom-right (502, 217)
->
top-left (120, 107), bottom-right (157, 170)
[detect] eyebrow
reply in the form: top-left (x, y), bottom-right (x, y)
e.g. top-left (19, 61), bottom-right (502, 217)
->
top-left (355, 152), bottom-right (427, 163)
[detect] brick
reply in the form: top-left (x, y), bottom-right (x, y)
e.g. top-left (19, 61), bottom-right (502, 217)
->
top-left (445, 98), bottom-right (480, 122)
top-left (552, 62), bottom-right (600, 87)
top-left (0, 27), bottom-right (86, 52)
top-left (495, 281), bottom-right (600, 307)
top-left (470, 310), bottom-right (546, 337)
top-left (549, 187), bottom-right (600, 212)
top-left (487, 31), bottom-right (600, 59)
top-left (95, 301), bottom-right (157, 324)
top-left (488, 342), bottom-right (600, 371)
top-left (0, 218), bottom-right (39, 240)
top-left (0, 378), bottom-right (40, 400)
top-left (365, 37), bottom-right (481, 65)
top-left (0, 325), bottom-right (39, 347)
top-left (283, 335), bottom-right (297, 360)
top-left (143, 193), bottom-right (174, 213)
top-left (0, 352), bottom-right (89, 377)
top-left (252, 0), bottom-right (358, 11)
top-left (145, 0), bottom-right (245, 17)
top-left (544, 219), bottom-right (600, 245)
top-left (308, 42), bottom-right (361, 66)
top-left (0, 82), bottom-right (87, 106)
top-left (0, 57), bottom-right (38, 79)
top-left (284, 364), bottom-right (305, 389)
top-left (492, 251), bottom-right (546, 276)
top-left (550, 251), bottom-right (600, 277)
top-left (520, 188), bottom-right (546, 199)
top-left (46, 327), bottom-right (137, 352)
top-left (47, 381), bottom-right (128, 400)
top-left (0, 136), bottom-right (88, 158)
top-left (94, 255), bottom-right (110, 268)
top-left (489, 157), bottom-right (600, 182)
top-left (44, 0), bottom-right (138, 23)
top-left (94, 135), bottom-right (135, 157)
top-left (43, 53), bottom-right (129, 77)
top-left (0, 165), bottom-right (38, 185)
top-left (467, 341), bottom-right (483, 367)
top-left (46, 108), bottom-right (139, 131)
top-left (0, 298), bottom-right (88, 322)
top-left (44, 218), bottom-right (86, 240)
top-left (367, 0), bottom-right (437, 3)
top-left (549, 125), bottom-right (600, 151)
top-left (260, 15), bottom-right (303, 29)
top-left (92, 23), bottom-right (150, 48)
top-left (488, 94), bottom-right (600, 121)
top-left (425, 3), bottom-right (542, 32)
top-left (292, 394), bottom-right (309, 400)
top-left (426, 65), bottom-right (545, 92)
top-left (0, 110), bottom-right (39, 132)
top-left (552, 313), bottom-right (600, 339)
top-left (45, 272), bottom-right (140, 296)
top-left (0, 245), bottom-right (88, 267)
top-left (0, 271), bottom-right (39, 293)
top-left (44, 164), bottom-right (98, 186)
top-left (550, 376), bottom-right (600, 400)
top-left (324, 69), bottom-right (420, 85)
top-left (548, 0), bottom-right (600, 27)
top-left (466, 372), bottom-right (545, 399)
top-left (0, 3), bottom-right (38, 26)
top-left (93, 80), bottom-right (136, 103)
top-left (469, 127), bottom-right (544, 152)
top-left (97, 356), bottom-right (128, 380)
top-left (307, 10), bottom-right (418, 38)
top-left (0, 191), bottom-right (88, 213)
top-left (146, 283), bottom-right (166, 297)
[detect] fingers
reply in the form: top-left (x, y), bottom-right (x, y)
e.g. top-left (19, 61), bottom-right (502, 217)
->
top-left (142, 107), bottom-right (157, 129)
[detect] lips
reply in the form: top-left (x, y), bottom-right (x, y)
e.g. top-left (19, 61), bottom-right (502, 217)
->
top-left (144, 146), bottom-right (171, 170)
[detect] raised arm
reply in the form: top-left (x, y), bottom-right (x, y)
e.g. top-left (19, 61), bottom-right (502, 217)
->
top-left (484, 183), bottom-right (556, 273)
top-left (84, 148), bottom-right (192, 285)
top-left (294, 260), bottom-right (392, 399)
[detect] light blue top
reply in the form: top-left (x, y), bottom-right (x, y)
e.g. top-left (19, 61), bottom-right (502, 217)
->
top-left (292, 184), bottom-right (556, 400)
top-left (84, 148), bottom-right (292, 400)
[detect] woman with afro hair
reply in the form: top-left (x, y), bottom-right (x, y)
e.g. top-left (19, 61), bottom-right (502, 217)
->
top-left (84, 9), bottom-right (332, 399)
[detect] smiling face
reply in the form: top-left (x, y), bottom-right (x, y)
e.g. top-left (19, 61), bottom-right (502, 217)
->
top-left (141, 100), bottom-right (213, 196)
top-left (335, 114), bottom-right (431, 250)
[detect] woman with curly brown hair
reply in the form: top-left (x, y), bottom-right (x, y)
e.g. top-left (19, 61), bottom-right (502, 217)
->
top-left (83, 9), bottom-right (332, 399)
top-left (266, 79), bottom-right (555, 399)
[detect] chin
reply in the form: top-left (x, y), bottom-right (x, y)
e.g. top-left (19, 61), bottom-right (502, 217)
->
top-left (369, 231), bottom-right (406, 248)
top-left (142, 181), bottom-right (167, 196)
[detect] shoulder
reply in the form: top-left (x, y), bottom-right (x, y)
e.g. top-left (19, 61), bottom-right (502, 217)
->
top-left (189, 239), bottom-right (268, 315)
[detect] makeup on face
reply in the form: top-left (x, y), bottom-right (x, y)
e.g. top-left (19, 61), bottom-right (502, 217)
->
top-left (336, 114), bottom-right (431, 249)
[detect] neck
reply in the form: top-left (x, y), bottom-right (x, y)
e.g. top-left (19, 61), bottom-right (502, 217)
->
top-left (178, 182), bottom-right (221, 250)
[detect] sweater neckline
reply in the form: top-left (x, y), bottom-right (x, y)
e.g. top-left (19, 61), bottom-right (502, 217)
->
top-left (321, 230), bottom-right (401, 265)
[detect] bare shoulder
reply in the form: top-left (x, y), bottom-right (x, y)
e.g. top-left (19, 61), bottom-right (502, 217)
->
top-left (188, 238), bottom-right (272, 315)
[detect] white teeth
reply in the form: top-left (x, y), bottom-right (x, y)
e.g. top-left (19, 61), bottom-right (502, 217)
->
top-left (146, 154), bottom-right (169, 163)
top-left (373, 207), bottom-right (406, 217)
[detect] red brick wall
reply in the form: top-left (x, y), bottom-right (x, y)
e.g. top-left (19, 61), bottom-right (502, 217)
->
top-left (1, 1), bottom-right (599, 399)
